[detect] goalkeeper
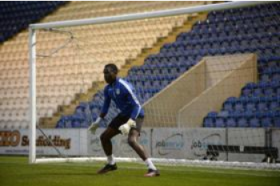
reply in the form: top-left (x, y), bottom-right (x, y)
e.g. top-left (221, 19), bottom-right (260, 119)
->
top-left (89, 64), bottom-right (159, 177)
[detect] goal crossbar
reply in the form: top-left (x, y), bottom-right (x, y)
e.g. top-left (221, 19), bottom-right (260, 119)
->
top-left (30, 1), bottom-right (270, 30)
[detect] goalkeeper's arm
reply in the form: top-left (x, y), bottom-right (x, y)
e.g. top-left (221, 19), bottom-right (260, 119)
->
top-left (89, 89), bottom-right (111, 134)
top-left (88, 113), bottom-right (107, 134)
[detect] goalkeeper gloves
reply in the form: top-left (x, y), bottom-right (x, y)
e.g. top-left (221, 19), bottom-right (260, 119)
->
top-left (118, 119), bottom-right (136, 135)
top-left (88, 117), bottom-right (101, 134)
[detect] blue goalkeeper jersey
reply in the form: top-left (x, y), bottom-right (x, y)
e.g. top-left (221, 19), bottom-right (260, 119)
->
top-left (101, 78), bottom-right (144, 120)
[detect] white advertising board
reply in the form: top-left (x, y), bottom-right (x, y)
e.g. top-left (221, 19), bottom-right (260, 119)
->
top-left (227, 128), bottom-right (265, 162)
top-left (1, 128), bottom-right (275, 163)
top-left (0, 129), bottom-right (87, 156)
top-left (184, 128), bottom-right (226, 160)
top-left (272, 129), bottom-right (280, 161)
top-left (87, 128), bottom-right (151, 158)
top-left (152, 128), bottom-right (226, 160)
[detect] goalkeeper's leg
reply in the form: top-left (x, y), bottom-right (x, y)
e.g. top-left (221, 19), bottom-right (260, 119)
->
top-left (100, 127), bottom-right (119, 157)
top-left (127, 128), bottom-right (148, 161)
top-left (98, 114), bottom-right (128, 173)
top-left (127, 118), bottom-right (160, 177)
top-left (98, 127), bottom-right (119, 174)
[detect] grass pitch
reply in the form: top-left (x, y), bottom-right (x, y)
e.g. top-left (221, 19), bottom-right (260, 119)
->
top-left (0, 156), bottom-right (279, 186)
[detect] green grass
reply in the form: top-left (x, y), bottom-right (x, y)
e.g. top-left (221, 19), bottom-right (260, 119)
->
top-left (0, 156), bottom-right (279, 186)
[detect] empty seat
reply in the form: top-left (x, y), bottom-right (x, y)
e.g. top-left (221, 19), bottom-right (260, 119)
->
top-left (215, 117), bottom-right (225, 127)
top-left (274, 115), bottom-right (280, 128)
top-left (237, 118), bottom-right (248, 127)
top-left (234, 101), bottom-right (245, 112)
top-left (257, 102), bottom-right (268, 112)
top-left (268, 101), bottom-right (279, 110)
top-left (249, 117), bottom-right (261, 128)
top-left (261, 117), bottom-right (273, 127)
top-left (225, 117), bottom-right (237, 127)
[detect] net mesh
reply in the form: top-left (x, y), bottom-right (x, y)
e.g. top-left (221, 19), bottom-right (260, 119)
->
top-left (29, 2), bottom-right (280, 168)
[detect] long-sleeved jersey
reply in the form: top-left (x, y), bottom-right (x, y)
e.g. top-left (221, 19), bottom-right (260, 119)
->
top-left (101, 78), bottom-right (144, 120)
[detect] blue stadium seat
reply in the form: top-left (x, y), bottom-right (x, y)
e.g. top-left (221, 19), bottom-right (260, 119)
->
top-left (71, 114), bottom-right (88, 128)
top-left (260, 74), bottom-right (270, 82)
top-left (143, 81), bottom-right (153, 89)
top-left (249, 117), bottom-right (261, 128)
top-left (226, 117), bottom-right (237, 127)
top-left (257, 101), bottom-right (268, 112)
top-left (0, 2), bottom-right (66, 43)
top-left (264, 88), bottom-right (275, 96)
top-left (203, 117), bottom-right (215, 128)
top-left (143, 92), bottom-right (152, 101)
top-left (276, 87), bottom-right (280, 96)
top-left (152, 68), bottom-right (161, 75)
top-left (56, 120), bottom-right (65, 128)
top-left (274, 116), bottom-right (280, 128)
top-left (234, 101), bottom-right (245, 112)
top-left (245, 101), bottom-right (257, 112)
top-left (252, 88), bottom-right (263, 97)
top-left (228, 110), bottom-right (241, 118)
top-left (218, 110), bottom-right (229, 118)
top-left (224, 97), bottom-right (239, 111)
top-left (237, 117), bottom-right (248, 127)
top-left (242, 87), bottom-right (252, 96)
top-left (269, 101), bottom-right (279, 111)
top-left (203, 112), bottom-right (217, 127)
top-left (215, 117), bottom-right (225, 127)
top-left (261, 117), bottom-right (273, 128)
top-left (223, 102), bottom-right (233, 112)
top-left (272, 73), bottom-right (280, 81)
top-left (153, 80), bottom-right (161, 88)
top-left (64, 116), bottom-right (73, 128)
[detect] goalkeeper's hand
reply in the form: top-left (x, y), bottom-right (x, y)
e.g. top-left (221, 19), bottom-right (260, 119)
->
top-left (88, 117), bottom-right (101, 134)
top-left (118, 119), bottom-right (136, 135)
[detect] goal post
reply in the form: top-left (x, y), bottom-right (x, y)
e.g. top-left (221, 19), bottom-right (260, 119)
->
top-left (28, 27), bottom-right (36, 164)
top-left (28, 1), bottom-right (278, 168)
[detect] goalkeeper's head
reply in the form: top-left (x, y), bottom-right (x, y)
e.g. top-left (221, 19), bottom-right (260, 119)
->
top-left (104, 63), bottom-right (119, 84)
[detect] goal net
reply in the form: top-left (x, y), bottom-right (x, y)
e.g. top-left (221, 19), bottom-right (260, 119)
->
top-left (28, 1), bottom-right (280, 170)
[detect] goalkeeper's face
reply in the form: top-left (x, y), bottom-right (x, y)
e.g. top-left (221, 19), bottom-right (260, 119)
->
top-left (103, 67), bottom-right (117, 84)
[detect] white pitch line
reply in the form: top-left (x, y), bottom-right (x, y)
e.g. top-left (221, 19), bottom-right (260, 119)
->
top-left (0, 160), bottom-right (279, 178)
top-left (48, 162), bottom-right (280, 178)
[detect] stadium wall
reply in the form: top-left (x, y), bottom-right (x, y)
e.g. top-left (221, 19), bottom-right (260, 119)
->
top-left (178, 54), bottom-right (257, 127)
top-left (0, 128), bottom-right (278, 163)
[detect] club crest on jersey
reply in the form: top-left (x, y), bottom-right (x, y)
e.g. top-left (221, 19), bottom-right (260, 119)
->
top-left (116, 89), bottom-right (120, 95)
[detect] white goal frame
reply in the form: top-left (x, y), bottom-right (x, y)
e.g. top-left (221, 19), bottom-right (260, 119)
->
top-left (29, 1), bottom-right (274, 167)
